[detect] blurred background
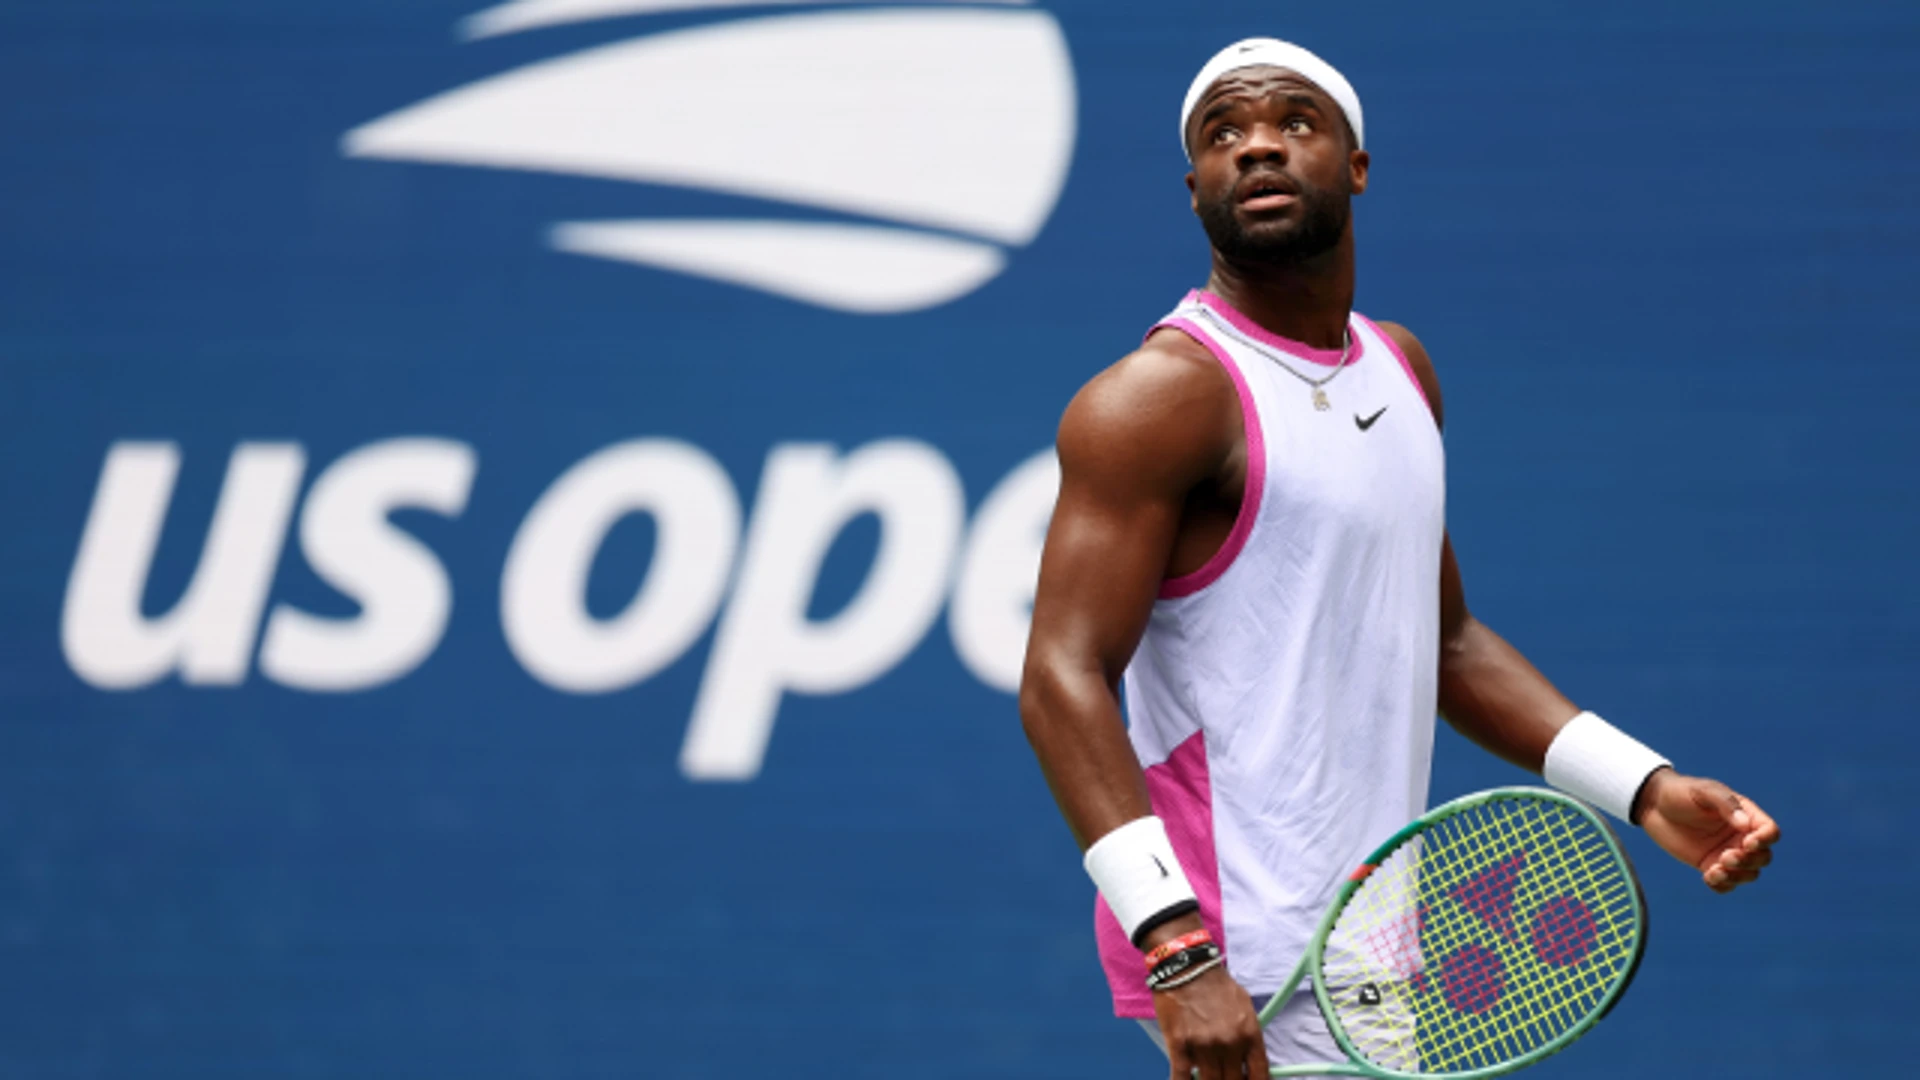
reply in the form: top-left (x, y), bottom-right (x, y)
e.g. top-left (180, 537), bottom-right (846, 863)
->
top-left (1, 0), bottom-right (1915, 1076)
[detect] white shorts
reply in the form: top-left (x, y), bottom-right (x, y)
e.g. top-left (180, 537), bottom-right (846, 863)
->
top-left (1137, 990), bottom-right (1413, 1077)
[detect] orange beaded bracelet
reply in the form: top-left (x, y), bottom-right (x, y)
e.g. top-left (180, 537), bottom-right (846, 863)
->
top-left (1143, 928), bottom-right (1213, 968)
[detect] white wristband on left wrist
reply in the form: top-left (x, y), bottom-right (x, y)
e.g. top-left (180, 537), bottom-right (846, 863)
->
top-left (1084, 816), bottom-right (1198, 946)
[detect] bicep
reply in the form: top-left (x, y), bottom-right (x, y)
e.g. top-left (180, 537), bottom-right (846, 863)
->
top-left (1025, 352), bottom-right (1234, 686)
top-left (1028, 455), bottom-right (1187, 686)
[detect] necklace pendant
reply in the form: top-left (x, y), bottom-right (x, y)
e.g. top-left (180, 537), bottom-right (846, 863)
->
top-left (1312, 386), bottom-right (1330, 411)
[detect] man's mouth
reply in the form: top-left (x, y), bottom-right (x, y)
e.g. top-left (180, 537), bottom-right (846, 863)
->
top-left (1237, 175), bottom-right (1299, 212)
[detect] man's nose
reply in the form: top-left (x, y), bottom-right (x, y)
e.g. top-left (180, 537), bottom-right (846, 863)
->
top-left (1235, 122), bottom-right (1288, 167)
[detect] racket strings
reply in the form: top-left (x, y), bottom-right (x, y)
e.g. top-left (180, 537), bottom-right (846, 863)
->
top-left (1320, 796), bottom-right (1641, 1075)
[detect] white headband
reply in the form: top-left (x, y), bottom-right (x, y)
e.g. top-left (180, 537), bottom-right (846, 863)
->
top-left (1180, 38), bottom-right (1364, 159)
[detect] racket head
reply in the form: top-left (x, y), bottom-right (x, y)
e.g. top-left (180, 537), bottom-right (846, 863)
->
top-left (1307, 787), bottom-right (1647, 1079)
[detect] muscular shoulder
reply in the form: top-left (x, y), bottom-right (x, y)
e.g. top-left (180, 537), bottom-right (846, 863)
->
top-left (1057, 327), bottom-right (1239, 495)
top-left (1373, 320), bottom-right (1446, 431)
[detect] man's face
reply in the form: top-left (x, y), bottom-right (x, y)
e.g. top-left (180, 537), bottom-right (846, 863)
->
top-left (1185, 68), bottom-right (1368, 266)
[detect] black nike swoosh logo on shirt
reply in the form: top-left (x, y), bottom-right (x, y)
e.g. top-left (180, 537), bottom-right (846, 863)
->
top-left (1356, 407), bottom-right (1388, 431)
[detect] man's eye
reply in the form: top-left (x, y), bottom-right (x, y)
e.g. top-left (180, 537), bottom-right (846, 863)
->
top-left (1212, 125), bottom-right (1239, 145)
top-left (1285, 117), bottom-right (1313, 134)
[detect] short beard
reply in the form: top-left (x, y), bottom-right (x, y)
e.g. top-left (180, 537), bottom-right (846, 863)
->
top-left (1198, 177), bottom-right (1350, 267)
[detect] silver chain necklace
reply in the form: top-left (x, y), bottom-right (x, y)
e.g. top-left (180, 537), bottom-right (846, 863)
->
top-left (1193, 306), bottom-right (1352, 412)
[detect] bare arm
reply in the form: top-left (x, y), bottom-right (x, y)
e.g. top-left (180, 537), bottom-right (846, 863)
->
top-left (1020, 332), bottom-right (1267, 1080)
top-left (1020, 332), bottom-right (1239, 851)
top-left (1437, 537), bottom-right (1578, 773)
top-left (1381, 320), bottom-right (1779, 891)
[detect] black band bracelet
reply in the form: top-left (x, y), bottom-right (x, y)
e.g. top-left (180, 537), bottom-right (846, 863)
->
top-left (1145, 942), bottom-right (1222, 990)
top-left (1129, 899), bottom-right (1200, 948)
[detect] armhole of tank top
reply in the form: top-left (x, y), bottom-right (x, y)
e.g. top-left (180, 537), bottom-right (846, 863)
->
top-left (1354, 313), bottom-right (1433, 419)
top-left (1151, 316), bottom-right (1265, 600)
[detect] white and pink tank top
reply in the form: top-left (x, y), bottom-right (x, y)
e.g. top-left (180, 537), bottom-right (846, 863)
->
top-left (1096, 290), bottom-right (1446, 1018)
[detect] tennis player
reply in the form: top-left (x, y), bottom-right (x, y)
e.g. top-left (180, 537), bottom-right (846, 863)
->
top-left (1018, 38), bottom-right (1780, 1079)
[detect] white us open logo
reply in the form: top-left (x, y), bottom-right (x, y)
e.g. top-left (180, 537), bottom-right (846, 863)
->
top-left (342, 0), bottom-right (1077, 313)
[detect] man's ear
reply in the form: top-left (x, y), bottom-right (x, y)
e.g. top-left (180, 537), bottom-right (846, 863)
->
top-left (1186, 170), bottom-right (1198, 213)
top-left (1349, 150), bottom-right (1370, 196)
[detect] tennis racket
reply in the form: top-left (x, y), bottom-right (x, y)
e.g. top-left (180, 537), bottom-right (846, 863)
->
top-left (1257, 787), bottom-right (1647, 1078)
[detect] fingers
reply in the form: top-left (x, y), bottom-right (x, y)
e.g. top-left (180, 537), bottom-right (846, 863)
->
top-left (1704, 834), bottom-right (1774, 891)
top-left (1712, 789), bottom-right (1780, 893)
top-left (1168, 1043), bottom-right (1193, 1080)
top-left (1190, 1039), bottom-right (1227, 1080)
top-left (1706, 866), bottom-right (1762, 892)
top-left (1189, 1032), bottom-right (1261, 1080)
top-left (1704, 848), bottom-right (1765, 887)
top-left (1244, 1021), bottom-right (1272, 1080)
top-left (1709, 841), bottom-right (1772, 876)
top-left (1172, 1009), bottom-right (1264, 1079)
top-left (1735, 796), bottom-right (1781, 850)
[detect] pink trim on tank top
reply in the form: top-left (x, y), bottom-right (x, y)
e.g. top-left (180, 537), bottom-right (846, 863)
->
top-left (1150, 317), bottom-right (1263, 599)
top-left (1188, 290), bottom-right (1366, 368)
top-left (1354, 313), bottom-right (1430, 410)
top-left (1096, 731), bottom-right (1223, 1019)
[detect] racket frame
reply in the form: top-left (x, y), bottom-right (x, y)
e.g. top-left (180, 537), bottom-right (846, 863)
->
top-left (1257, 786), bottom-right (1648, 1079)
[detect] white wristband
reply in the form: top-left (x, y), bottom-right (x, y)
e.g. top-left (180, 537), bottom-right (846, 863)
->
top-left (1542, 711), bottom-right (1671, 823)
top-left (1084, 816), bottom-right (1198, 945)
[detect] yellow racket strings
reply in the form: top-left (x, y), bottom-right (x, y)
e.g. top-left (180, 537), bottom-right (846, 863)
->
top-left (1321, 797), bottom-right (1641, 1075)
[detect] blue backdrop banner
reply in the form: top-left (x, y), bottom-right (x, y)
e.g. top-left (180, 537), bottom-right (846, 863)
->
top-left (1, 1), bottom-right (1914, 1076)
